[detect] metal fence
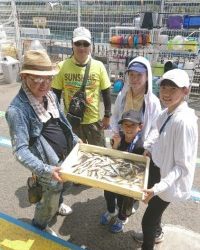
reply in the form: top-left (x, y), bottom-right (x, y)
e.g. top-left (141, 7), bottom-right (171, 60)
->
top-left (0, 0), bottom-right (199, 98)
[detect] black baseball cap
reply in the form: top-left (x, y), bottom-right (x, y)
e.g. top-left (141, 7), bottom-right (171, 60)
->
top-left (118, 110), bottom-right (143, 124)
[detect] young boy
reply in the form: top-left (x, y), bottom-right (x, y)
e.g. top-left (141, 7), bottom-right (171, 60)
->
top-left (100, 110), bottom-right (144, 233)
top-left (133, 69), bottom-right (198, 250)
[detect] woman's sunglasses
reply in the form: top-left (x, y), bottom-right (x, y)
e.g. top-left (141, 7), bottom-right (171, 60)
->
top-left (74, 41), bottom-right (90, 47)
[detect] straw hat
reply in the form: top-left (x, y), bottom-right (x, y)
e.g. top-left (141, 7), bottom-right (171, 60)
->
top-left (20, 50), bottom-right (57, 76)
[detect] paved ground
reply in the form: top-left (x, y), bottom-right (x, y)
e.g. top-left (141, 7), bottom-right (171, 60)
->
top-left (0, 78), bottom-right (200, 250)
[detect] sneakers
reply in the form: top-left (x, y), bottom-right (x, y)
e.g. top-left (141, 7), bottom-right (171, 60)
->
top-left (133, 232), bottom-right (144, 244)
top-left (100, 210), bottom-right (118, 225)
top-left (58, 203), bottom-right (73, 216)
top-left (110, 217), bottom-right (129, 233)
top-left (133, 231), bottom-right (164, 244)
top-left (155, 231), bottom-right (164, 243)
top-left (44, 226), bottom-right (57, 237)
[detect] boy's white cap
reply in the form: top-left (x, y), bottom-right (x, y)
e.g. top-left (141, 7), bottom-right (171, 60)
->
top-left (72, 27), bottom-right (91, 44)
top-left (160, 69), bottom-right (190, 88)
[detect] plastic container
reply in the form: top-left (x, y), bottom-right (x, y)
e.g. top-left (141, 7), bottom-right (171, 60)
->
top-left (0, 56), bottom-right (20, 84)
top-left (133, 16), bottom-right (141, 28)
top-left (183, 15), bottom-right (200, 29)
top-left (113, 79), bottom-right (124, 93)
top-left (184, 61), bottom-right (195, 80)
top-left (158, 34), bottom-right (168, 43)
top-left (110, 35), bottom-right (123, 45)
top-left (152, 62), bottom-right (164, 77)
top-left (183, 40), bottom-right (198, 52)
top-left (104, 129), bottom-right (113, 148)
top-left (166, 16), bottom-right (183, 29)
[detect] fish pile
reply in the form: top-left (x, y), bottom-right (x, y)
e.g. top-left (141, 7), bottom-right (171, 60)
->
top-left (71, 151), bottom-right (146, 188)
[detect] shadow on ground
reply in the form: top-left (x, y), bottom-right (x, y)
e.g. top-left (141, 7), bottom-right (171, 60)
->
top-left (59, 196), bottom-right (139, 250)
top-left (15, 185), bottom-right (31, 208)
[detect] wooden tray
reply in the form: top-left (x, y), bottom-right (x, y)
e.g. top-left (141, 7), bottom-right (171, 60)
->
top-left (60, 143), bottom-right (150, 200)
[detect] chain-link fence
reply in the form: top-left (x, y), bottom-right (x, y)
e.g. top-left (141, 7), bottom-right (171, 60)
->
top-left (0, 0), bottom-right (199, 98)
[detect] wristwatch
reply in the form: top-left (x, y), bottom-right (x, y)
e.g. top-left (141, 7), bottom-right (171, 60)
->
top-left (104, 112), bottom-right (112, 118)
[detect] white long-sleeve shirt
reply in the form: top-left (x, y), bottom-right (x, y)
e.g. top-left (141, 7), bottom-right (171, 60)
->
top-left (151, 102), bottom-right (198, 202)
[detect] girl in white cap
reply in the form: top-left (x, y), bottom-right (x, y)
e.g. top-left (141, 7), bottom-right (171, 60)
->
top-left (133, 69), bottom-right (198, 250)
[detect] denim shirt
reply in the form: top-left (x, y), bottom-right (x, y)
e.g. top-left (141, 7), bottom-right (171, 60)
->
top-left (6, 88), bottom-right (78, 188)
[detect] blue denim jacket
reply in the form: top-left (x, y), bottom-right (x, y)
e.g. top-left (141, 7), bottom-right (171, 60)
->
top-left (6, 88), bottom-right (78, 188)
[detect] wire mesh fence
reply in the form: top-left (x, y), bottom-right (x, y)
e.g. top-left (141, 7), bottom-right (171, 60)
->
top-left (0, 0), bottom-right (199, 98)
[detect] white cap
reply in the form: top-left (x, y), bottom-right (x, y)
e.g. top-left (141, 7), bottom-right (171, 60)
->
top-left (72, 27), bottom-right (91, 44)
top-left (160, 69), bottom-right (190, 88)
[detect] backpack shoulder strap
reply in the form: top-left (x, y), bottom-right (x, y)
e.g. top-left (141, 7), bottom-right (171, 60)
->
top-left (81, 58), bottom-right (91, 91)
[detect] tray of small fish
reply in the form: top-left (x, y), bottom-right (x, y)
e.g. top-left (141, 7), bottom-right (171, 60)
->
top-left (60, 143), bottom-right (150, 200)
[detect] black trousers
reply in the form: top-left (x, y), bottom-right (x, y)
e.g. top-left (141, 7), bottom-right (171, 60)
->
top-left (104, 191), bottom-right (125, 220)
top-left (104, 191), bottom-right (136, 220)
top-left (142, 161), bottom-right (170, 250)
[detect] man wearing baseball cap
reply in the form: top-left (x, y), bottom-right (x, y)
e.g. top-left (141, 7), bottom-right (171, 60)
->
top-left (72, 26), bottom-right (91, 44)
top-left (52, 26), bottom-right (111, 148)
top-left (133, 69), bottom-right (198, 249)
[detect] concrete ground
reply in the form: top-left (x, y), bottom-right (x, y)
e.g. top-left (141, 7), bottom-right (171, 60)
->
top-left (0, 77), bottom-right (200, 250)
top-left (156, 225), bottom-right (200, 250)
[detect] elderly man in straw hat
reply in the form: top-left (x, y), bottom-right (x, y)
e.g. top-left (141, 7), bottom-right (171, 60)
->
top-left (6, 50), bottom-right (79, 236)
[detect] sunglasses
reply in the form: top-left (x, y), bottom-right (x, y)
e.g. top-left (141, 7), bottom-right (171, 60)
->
top-left (74, 41), bottom-right (90, 47)
top-left (29, 76), bottom-right (53, 84)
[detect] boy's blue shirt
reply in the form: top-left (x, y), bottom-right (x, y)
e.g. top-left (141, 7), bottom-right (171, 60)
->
top-left (118, 131), bottom-right (144, 154)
